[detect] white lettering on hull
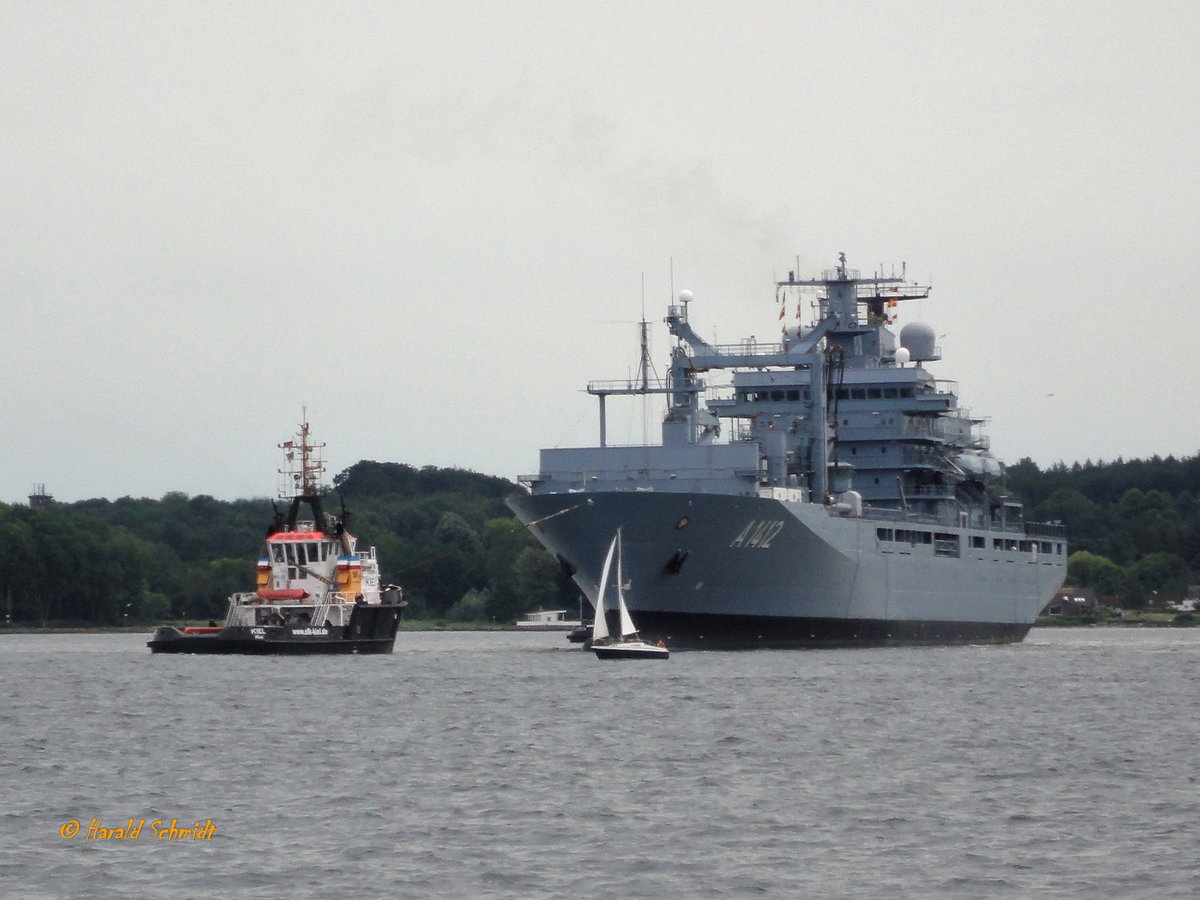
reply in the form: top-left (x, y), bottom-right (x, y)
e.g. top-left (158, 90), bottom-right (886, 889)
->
top-left (730, 520), bottom-right (785, 549)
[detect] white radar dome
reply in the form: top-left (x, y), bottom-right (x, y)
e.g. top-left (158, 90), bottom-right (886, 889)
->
top-left (894, 346), bottom-right (911, 365)
top-left (899, 321), bottom-right (937, 362)
top-left (678, 289), bottom-right (693, 302)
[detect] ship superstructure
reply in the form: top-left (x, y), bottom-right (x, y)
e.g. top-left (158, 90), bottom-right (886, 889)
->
top-left (508, 255), bottom-right (1066, 648)
top-left (245, 419), bottom-right (388, 628)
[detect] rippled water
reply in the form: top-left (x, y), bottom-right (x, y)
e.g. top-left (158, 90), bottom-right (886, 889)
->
top-left (3, 628), bottom-right (1199, 898)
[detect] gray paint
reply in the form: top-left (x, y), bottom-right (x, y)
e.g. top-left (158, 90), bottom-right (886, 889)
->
top-left (511, 257), bottom-right (1067, 639)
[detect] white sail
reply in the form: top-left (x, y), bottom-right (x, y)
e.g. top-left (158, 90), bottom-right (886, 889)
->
top-left (591, 533), bottom-right (619, 643)
top-left (615, 530), bottom-right (638, 638)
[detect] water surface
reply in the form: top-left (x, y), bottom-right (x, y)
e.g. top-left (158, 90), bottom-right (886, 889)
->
top-left (3, 629), bottom-right (1198, 898)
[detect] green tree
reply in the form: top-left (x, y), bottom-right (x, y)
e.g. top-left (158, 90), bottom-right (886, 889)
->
top-left (1127, 552), bottom-right (1190, 603)
top-left (513, 547), bottom-right (560, 615)
top-left (1067, 550), bottom-right (1124, 595)
top-left (433, 511), bottom-right (482, 551)
top-left (446, 588), bottom-right (489, 622)
top-left (482, 518), bottom-right (536, 623)
top-left (138, 590), bottom-right (172, 624)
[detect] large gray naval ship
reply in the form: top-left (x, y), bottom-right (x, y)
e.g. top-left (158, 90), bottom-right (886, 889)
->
top-left (508, 255), bottom-right (1067, 648)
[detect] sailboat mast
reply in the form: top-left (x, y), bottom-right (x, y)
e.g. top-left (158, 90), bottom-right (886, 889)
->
top-left (615, 529), bottom-right (638, 638)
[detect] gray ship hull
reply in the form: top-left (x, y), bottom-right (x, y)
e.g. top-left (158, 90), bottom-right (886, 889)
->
top-left (508, 490), bottom-right (1065, 650)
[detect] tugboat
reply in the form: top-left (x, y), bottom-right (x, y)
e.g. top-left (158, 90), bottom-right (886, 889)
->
top-left (148, 417), bottom-right (404, 654)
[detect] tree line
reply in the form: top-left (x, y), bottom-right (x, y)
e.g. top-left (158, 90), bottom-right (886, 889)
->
top-left (0, 461), bottom-right (568, 627)
top-left (1007, 453), bottom-right (1200, 606)
top-left (3, 452), bottom-right (1197, 626)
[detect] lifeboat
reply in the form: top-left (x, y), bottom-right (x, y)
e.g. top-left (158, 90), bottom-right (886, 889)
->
top-left (256, 588), bottom-right (309, 601)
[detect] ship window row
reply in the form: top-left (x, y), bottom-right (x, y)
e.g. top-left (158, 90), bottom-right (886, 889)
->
top-left (875, 528), bottom-right (961, 557)
top-left (737, 386), bottom-right (915, 403)
top-left (270, 541), bottom-right (332, 565)
top-left (880, 530), bottom-right (1063, 557)
top-left (739, 389), bottom-right (810, 402)
top-left (877, 528), bottom-right (933, 545)
top-left (837, 387), bottom-right (914, 400)
top-left (849, 443), bottom-right (895, 456)
top-left (992, 539), bottom-right (1062, 554)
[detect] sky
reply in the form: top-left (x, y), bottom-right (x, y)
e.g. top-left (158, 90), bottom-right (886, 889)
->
top-left (4, 1), bottom-right (1199, 505)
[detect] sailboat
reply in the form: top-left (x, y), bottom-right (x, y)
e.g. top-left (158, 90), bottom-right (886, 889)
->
top-left (591, 530), bottom-right (669, 660)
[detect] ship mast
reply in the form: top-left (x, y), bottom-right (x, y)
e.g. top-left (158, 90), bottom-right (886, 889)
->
top-left (587, 313), bottom-right (698, 448)
top-left (277, 409), bottom-right (328, 532)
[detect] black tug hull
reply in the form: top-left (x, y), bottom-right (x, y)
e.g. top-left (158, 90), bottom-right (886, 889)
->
top-left (148, 605), bottom-right (403, 655)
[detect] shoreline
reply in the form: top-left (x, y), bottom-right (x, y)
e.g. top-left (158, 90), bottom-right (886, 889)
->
top-left (3, 616), bottom-right (1197, 635)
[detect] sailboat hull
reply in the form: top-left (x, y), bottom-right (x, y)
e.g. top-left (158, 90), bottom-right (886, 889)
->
top-left (593, 641), bottom-right (669, 660)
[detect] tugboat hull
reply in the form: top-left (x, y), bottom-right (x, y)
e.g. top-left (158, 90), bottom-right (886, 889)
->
top-left (148, 604), bottom-right (402, 655)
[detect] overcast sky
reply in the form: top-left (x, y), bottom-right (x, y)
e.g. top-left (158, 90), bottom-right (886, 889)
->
top-left (3, 1), bottom-right (1198, 505)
